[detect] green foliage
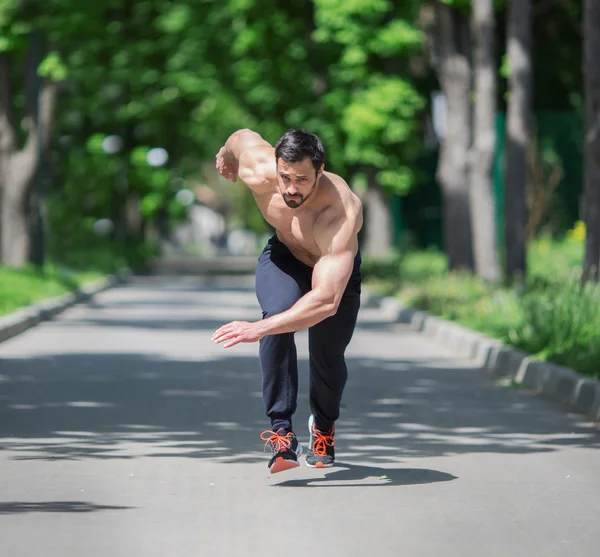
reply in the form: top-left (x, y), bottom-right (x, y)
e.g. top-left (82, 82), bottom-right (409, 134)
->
top-left (0, 0), bottom-right (437, 272)
top-left (362, 248), bottom-right (447, 284)
top-left (399, 272), bottom-right (522, 342)
top-left (527, 234), bottom-right (584, 280)
top-left (365, 237), bottom-right (599, 378)
top-left (398, 250), bottom-right (448, 281)
top-left (38, 51), bottom-right (68, 80)
top-left (0, 264), bottom-right (103, 317)
top-left (511, 280), bottom-right (600, 378)
top-left (361, 250), bottom-right (402, 282)
top-left (313, 0), bottom-right (426, 194)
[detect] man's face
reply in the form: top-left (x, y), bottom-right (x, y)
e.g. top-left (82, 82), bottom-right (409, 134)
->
top-left (276, 157), bottom-right (323, 209)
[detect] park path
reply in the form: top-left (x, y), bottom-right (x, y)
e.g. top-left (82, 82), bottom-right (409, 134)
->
top-left (0, 276), bottom-right (599, 557)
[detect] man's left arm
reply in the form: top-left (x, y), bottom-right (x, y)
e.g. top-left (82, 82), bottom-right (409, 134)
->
top-left (258, 223), bottom-right (357, 335)
top-left (211, 213), bottom-right (358, 347)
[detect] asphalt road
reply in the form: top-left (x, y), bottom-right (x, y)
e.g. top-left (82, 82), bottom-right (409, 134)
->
top-left (1, 276), bottom-right (599, 557)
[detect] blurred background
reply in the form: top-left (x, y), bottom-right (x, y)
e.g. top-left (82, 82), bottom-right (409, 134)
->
top-left (1, 0), bottom-right (599, 377)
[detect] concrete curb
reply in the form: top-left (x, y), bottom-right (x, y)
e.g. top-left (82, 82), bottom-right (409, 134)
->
top-left (0, 269), bottom-right (132, 345)
top-left (363, 289), bottom-right (600, 422)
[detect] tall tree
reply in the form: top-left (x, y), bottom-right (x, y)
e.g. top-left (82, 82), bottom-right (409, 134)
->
top-left (470, 0), bottom-right (501, 282)
top-left (432, 0), bottom-right (474, 270)
top-left (583, 0), bottom-right (600, 283)
top-left (504, 0), bottom-right (531, 280)
top-left (0, 34), bottom-right (57, 267)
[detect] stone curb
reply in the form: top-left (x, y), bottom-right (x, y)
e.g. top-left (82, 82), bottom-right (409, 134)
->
top-left (363, 289), bottom-right (600, 422)
top-left (0, 269), bottom-right (132, 345)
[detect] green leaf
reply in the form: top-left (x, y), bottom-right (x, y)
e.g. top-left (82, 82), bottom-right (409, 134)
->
top-left (140, 193), bottom-right (163, 218)
top-left (38, 51), bottom-right (68, 81)
top-left (500, 53), bottom-right (510, 79)
top-left (377, 168), bottom-right (414, 194)
top-left (156, 4), bottom-right (193, 34)
top-left (0, 36), bottom-right (13, 51)
top-left (370, 20), bottom-right (423, 56)
top-left (85, 134), bottom-right (106, 155)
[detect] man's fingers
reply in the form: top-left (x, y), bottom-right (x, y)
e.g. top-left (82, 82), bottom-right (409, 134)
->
top-left (223, 337), bottom-right (242, 348)
top-left (212, 322), bottom-right (240, 343)
top-left (212, 324), bottom-right (233, 340)
top-left (213, 331), bottom-right (237, 344)
top-left (212, 331), bottom-right (230, 343)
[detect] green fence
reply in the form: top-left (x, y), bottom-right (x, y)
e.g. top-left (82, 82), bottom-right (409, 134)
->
top-left (397, 110), bottom-right (583, 251)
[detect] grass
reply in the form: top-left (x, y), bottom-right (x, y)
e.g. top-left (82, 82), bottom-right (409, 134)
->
top-left (0, 264), bottom-right (105, 317)
top-left (363, 229), bottom-right (600, 379)
top-left (0, 241), bottom-right (158, 318)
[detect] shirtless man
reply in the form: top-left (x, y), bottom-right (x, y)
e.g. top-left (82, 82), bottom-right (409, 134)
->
top-left (211, 128), bottom-right (363, 473)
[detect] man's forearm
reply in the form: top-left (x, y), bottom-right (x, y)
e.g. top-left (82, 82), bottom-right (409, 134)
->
top-left (257, 290), bottom-right (336, 336)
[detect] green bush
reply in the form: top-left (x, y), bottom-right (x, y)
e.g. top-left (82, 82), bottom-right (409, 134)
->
top-left (361, 251), bottom-right (402, 281)
top-left (510, 279), bottom-right (600, 378)
top-left (364, 234), bottom-right (600, 378)
top-left (400, 249), bottom-right (447, 281)
top-left (397, 272), bottom-right (522, 342)
top-left (50, 240), bottom-right (158, 275)
top-left (528, 234), bottom-right (584, 281)
top-left (361, 248), bottom-right (446, 284)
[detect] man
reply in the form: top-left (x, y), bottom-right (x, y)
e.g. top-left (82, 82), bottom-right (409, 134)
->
top-left (211, 128), bottom-right (363, 474)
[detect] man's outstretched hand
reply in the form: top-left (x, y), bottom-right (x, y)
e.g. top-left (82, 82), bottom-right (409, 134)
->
top-left (215, 146), bottom-right (239, 183)
top-left (212, 321), bottom-right (265, 348)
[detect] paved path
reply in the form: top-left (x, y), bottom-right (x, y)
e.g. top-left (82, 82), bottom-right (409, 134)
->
top-left (1, 276), bottom-right (599, 557)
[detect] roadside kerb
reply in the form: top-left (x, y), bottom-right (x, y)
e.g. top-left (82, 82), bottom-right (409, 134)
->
top-left (0, 269), bottom-right (132, 344)
top-left (363, 289), bottom-right (600, 422)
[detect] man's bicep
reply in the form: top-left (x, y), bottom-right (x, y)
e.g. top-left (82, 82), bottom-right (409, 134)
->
top-left (312, 249), bottom-right (355, 305)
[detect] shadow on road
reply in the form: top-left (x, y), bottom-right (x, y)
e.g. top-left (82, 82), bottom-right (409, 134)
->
top-left (1, 351), bottom-right (598, 464)
top-left (0, 501), bottom-right (133, 514)
top-left (272, 463), bottom-right (457, 488)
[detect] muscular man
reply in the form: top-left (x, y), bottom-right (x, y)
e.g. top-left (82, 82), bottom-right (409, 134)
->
top-left (211, 128), bottom-right (363, 473)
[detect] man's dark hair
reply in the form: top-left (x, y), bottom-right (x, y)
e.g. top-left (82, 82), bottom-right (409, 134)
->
top-left (275, 129), bottom-right (325, 172)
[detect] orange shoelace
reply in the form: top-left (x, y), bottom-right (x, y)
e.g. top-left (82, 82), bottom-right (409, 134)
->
top-left (260, 430), bottom-right (294, 453)
top-left (311, 426), bottom-right (335, 457)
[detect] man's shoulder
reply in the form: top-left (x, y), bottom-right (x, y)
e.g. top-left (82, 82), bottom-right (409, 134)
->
top-left (314, 179), bottom-right (363, 248)
top-left (319, 173), bottom-right (363, 225)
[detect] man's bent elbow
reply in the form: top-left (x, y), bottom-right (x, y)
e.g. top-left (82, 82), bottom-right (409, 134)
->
top-left (321, 298), bottom-right (339, 320)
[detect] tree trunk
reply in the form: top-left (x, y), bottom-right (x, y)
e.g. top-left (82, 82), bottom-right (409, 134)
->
top-left (470, 0), bottom-right (501, 282)
top-left (583, 0), bottom-right (600, 283)
top-left (504, 0), bottom-right (532, 280)
top-left (362, 181), bottom-right (393, 258)
top-left (434, 1), bottom-right (474, 271)
top-left (1, 153), bottom-right (36, 265)
top-left (0, 52), bottom-right (17, 261)
top-left (0, 40), bottom-right (57, 267)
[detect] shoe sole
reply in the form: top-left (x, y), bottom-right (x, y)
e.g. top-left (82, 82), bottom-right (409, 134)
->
top-left (270, 457), bottom-right (301, 474)
top-left (305, 460), bottom-right (334, 469)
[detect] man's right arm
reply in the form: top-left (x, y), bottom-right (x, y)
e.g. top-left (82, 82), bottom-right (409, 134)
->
top-left (216, 129), bottom-right (275, 192)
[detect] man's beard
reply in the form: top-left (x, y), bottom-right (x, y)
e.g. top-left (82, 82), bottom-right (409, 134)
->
top-left (282, 179), bottom-right (317, 208)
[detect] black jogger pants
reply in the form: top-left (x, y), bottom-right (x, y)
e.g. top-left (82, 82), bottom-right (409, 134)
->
top-left (255, 235), bottom-right (361, 433)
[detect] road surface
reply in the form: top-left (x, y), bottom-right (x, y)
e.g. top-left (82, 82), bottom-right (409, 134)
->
top-left (1, 276), bottom-right (599, 556)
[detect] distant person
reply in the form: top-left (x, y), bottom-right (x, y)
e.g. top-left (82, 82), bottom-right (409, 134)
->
top-left (212, 128), bottom-right (363, 473)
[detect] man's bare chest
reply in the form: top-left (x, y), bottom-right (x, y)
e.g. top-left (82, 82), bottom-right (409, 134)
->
top-left (254, 192), bottom-right (321, 261)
